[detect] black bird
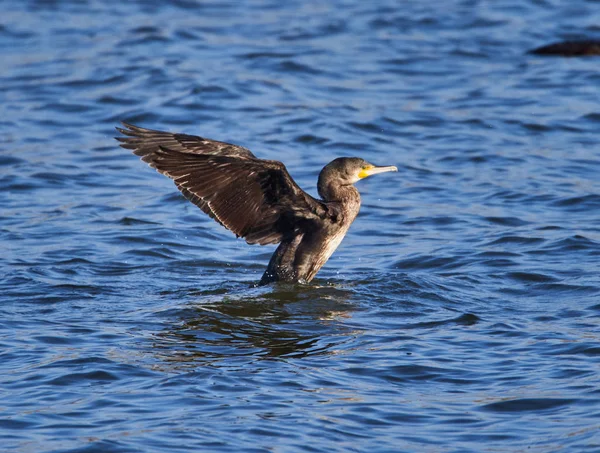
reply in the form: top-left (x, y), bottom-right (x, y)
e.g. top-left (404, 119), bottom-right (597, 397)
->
top-left (116, 123), bottom-right (397, 285)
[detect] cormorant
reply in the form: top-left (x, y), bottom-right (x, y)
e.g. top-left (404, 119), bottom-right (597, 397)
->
top-left (116, 123), bottom-right (397, 285)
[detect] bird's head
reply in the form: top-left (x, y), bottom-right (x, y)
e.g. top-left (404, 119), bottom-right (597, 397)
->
top-left (317, 157), bottom-right (397, 200)
top-left (319, 157), bottom-right (397, 185)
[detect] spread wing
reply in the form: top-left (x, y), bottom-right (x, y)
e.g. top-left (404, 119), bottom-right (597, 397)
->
top-left (116, 123), bottom-right (329, 245)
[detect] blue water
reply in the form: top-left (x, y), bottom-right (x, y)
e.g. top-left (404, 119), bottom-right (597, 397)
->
top-left (2, 1), bottom-right (600, 452)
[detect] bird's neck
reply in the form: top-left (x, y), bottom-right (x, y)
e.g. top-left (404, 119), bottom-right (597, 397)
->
top-left (318, 182), bottom-right (360, 204)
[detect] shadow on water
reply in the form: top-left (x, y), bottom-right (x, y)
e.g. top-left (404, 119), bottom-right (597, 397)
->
top-left (151, 282), bottom-right (360, 365)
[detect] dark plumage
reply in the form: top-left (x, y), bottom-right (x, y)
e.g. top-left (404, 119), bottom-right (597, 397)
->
top-left (528, 40), bottom-right (600, 57)
top-left (116, 123), bottom-right (397, 284)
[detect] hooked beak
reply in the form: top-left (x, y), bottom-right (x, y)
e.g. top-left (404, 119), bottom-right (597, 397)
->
top-left (358, 165), bottom-right (398, 179)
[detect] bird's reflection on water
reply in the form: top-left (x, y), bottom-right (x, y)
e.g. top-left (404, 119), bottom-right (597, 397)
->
top-left (151, 282), bottom-right (360, 365)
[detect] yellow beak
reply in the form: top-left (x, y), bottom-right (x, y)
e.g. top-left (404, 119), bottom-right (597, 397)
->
top-left (358, 165), bottom-right (398, 179)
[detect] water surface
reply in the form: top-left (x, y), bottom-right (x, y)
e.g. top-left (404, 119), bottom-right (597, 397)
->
top-left (1, 1), bottom-right (600, 452)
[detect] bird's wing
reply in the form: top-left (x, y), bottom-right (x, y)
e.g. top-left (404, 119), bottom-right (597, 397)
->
top-left (116, 122), bottom-right (257, 158)
top-left (116, 123), bottom-right (329, 245)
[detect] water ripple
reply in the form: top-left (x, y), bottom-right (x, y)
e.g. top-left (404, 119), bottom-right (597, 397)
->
top-left (1, 0), bottom-right (600, 452)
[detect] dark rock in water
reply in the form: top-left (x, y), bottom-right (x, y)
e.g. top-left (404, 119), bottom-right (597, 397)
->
top-left (528, 40), bottom-right (600, 56)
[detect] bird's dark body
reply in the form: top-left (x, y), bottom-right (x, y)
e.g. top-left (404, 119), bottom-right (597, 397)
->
top-left (116, 123), bottom-right (395, 285)
top-left (261, 190), bottom-right (360, 284)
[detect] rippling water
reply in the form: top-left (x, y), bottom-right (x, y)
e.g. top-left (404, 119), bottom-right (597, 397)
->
top-left (2, 1), bottom-right (600, 452)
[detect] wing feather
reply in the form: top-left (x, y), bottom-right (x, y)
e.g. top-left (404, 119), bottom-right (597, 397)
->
top-left (116, 123), bottom-right (328, 245)
top-left (116, 122), bottom-right (256, 159)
